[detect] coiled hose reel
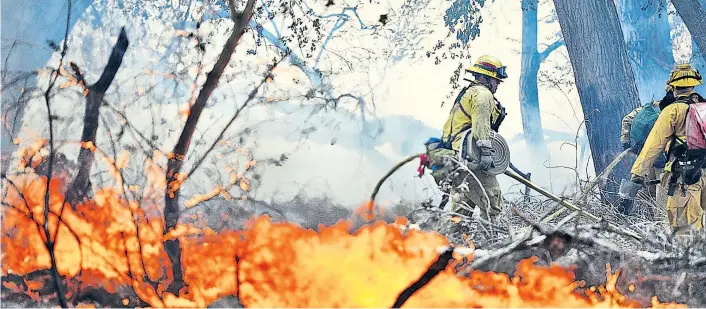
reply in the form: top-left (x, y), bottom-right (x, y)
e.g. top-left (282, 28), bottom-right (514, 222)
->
top-left (461, 130), bottom-right (510, 176)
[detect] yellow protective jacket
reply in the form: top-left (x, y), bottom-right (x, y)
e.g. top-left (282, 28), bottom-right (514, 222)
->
top-left (441, 82), bottom-right (503, 151)
top-left (631, 91), bottom-right (703, 176)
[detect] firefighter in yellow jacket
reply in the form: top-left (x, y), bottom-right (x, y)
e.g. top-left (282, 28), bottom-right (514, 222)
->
top-left (426, 55), bottom-right (507, 221)
top-left (621, 63), bottom-right (706, 231)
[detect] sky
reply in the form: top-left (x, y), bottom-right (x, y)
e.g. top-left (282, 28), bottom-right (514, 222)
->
top-left (13, 0), bottom-right (697, 209)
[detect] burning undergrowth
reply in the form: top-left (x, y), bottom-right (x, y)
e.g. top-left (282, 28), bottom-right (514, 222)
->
top-left (1, 172), bottom-right (690, 308)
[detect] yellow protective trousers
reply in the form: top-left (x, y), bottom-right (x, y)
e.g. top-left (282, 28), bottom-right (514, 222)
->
top-left (660, 171), bottom-right (706, 231)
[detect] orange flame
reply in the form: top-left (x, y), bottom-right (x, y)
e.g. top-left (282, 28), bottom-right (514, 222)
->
top-left (1, 175), bottom-right (687, 308)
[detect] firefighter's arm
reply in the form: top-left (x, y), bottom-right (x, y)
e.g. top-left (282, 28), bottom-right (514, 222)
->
top-left (631, 105), bottom-right (678, 177)
top-left (620, 106), bottom-right (642, 144)
top-left (467, 87), bottom-right (493, 141)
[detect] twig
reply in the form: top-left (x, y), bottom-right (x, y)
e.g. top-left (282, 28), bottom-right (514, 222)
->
top-left (102, 100), bottom-right (161, 157)
top-left (541, 148), bottom-right (631, 223)
top-left (391, 249), bottom-right (454, 308)
top-left (184, 54), bottom-right (289, 181)
top-left (41, 0), bottom-right (73, 306)
top-left (461, 230), bottom-right (532, 272)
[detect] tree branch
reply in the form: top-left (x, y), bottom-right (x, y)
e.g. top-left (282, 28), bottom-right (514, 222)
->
top-left (163, 0), bottom-right (256, 294)
top-left (41, 0), bottom-right (73, 306)
top-left (67, 27), bottom-right (129, 205)
top-left (185, 55), bottom-right (287, 181)
top-left (538, 38), bottom-right (564, 63)
top-left (391, 249), bottom-right (454, 308)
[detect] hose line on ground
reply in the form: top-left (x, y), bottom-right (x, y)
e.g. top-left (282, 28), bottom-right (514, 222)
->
top-left (369, 153), bottom-right (424, 203)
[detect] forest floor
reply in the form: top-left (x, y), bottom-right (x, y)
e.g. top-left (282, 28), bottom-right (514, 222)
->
top-left (2, 191), bottom-right (705, 307)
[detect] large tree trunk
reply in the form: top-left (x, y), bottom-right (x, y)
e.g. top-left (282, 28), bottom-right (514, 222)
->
top-left (672, 0), bottom-right (706, 61)
top-left (519, 0), bottom-right (549, 160)
top-left (552, 0), bottom-right (641, 195)
top-left (618, 0), bottom-right (674, 103)
top-left (1, 0), bottom-right (92, 174)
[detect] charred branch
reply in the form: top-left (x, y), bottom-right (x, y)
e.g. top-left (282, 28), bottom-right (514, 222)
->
top-left (66, 27), bottom-right (129, 205)
top-left (391, 248), bottom-right (454, 308)
top-left (163, 0), bottom-right (256, 294)
top-left (39, 0), bottom-right (75, 306)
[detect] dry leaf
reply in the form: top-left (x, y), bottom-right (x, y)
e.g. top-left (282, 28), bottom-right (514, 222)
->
top-left (25, 279), bottom-right (43, 290)
top-left (59, 80), bottom-right (74, 89)
top-left (116, 151), bottom-right (130, 169)
top-left (244, 160), bottom-right (257, 170)
top-left (2, 281), bottom-right (20, 292)
top-left (179, 105), bottom-right (191, 117)
top-left (220, 189), bottom-right (232, 200)
top-left (81, 141), bottom-right (95, 151)
top-left (239, 178), bottom-right (251, 191)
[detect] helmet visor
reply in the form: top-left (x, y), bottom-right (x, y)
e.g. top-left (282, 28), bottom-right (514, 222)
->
top-left (496, 66), bottom-right (508, 79)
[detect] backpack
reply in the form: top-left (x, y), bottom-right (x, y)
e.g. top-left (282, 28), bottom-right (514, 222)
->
top-left (630, 103), bottom-right (667, 167)
top-left (664, 100), bottom-right (706, 185)
top-left (685, 102), bottom-right (706, 152)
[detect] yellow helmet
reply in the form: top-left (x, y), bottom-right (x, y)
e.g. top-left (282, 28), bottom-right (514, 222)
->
top-left (466, 55), bottom-right (508, 81)
top-left (667, 63), bottom-right (702, 87)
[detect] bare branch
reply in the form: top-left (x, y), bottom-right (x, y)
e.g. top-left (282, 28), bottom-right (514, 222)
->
top-left (391, 248), bottom-right (454, 308)
top-left (185, 56), bottom-right (287, 180)
top-left (538, 38), bottom-right (564, 63)
top-left (163, 0), bottom-right (257, 294)
top-left (41, 0), bottom-right (74, 306)
top-left (67, 27), bottom-right (130, 204)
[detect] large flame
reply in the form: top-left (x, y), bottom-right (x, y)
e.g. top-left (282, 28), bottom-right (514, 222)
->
top-left (1, 174), bottom-right (686, 308)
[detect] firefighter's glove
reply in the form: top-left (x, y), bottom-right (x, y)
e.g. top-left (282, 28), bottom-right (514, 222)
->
top-left (476, 139), bottom-right (494, 171)
top-left (621, 141), bottom-right (631, 151)
top-left (617, 175), bottom-right (644, 215)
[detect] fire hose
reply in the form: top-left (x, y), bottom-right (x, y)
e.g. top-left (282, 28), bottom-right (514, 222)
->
top-left (503, 169), bottom-right (642, 241)
top-left (369, 154), bottom-right (644, 241)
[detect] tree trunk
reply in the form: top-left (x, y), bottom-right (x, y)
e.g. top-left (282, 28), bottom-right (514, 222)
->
top-left (617, 0), bottom-right (674, 103)
top-left (66, 28), bottom-right (129, 205)
top-left (163, 0), bottom-right (256, 294)
top-left (519, 0), bottom-right (550, 161)
top-left (672, 0), bottom-right (706, 61)
top-left (552, 0), bottom-right (641, 195)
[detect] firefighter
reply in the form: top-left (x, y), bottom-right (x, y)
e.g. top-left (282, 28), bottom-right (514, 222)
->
top-left (621, 63), bottom-right (706, 232)
top-left (620, 100), bottom-right (667, 215)
top-left (425, 55), bottom-right (507, 222)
